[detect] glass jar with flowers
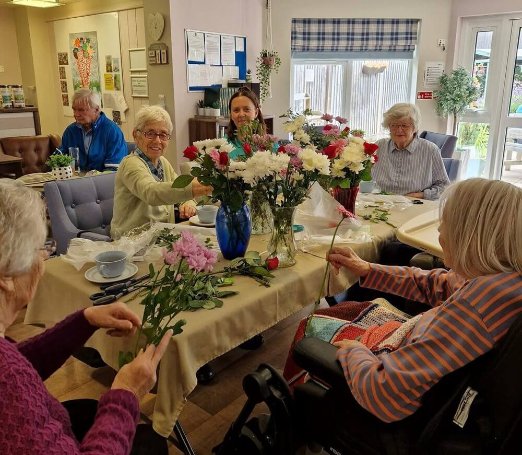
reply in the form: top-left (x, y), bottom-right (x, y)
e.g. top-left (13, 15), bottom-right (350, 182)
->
top-left (242, 144), bottom-right (331, 267)
top-left (281, 110), bottom-right (379, 214)
top-left (174, 138), bottom-right (252, 260)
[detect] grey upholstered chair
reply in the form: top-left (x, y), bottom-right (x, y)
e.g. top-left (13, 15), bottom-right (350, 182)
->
top-left (419, 131), bottom-right (458, 159)
top-left (442, 157), bottom-right (461, 182)
top-left (44, 173), bottom-right (116, 254)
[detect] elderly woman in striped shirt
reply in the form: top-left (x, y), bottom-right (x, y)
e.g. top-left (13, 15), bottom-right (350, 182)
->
top-left (284, 178), bottom-right (522, 426)
top-left (372, 103), bottom-right (450, 200)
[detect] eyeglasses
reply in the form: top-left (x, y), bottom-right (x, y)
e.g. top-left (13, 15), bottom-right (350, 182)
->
top-left (139, 130), bottom-right (171, 141)
top-left (40, 239), bottom-right (57, 260)
top-left (390, 123), bottom-right (414, 130)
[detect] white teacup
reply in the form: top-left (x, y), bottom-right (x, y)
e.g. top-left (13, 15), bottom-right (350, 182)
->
top-left (95, 251), bottom-right (127, 278)
top-left (196, 205), bottom-right (218, 224)
top-left (360, 180), bottom-right (376, 193)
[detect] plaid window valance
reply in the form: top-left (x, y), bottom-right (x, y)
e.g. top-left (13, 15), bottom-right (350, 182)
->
top-left (291, 18), bottom-right (419, 56)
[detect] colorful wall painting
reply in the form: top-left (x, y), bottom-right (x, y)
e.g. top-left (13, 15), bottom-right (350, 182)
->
top-left (69, 32), bottom-right (101, 92)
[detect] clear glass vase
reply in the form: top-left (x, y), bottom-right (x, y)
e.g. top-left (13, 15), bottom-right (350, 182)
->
top-left (249, 189), bottom-right (273, 235)
top-left (267, 206), bottom-right (297, 268)
top-left (215, 203), bottom-right (252, 260)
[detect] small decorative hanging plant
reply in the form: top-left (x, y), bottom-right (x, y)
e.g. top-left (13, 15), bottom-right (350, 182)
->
top-left (256, 49), bottom-right (281, 102)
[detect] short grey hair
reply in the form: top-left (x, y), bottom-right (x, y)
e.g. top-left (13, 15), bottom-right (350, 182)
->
top-left (134, 105), bottom-right (173, 134)
top-left (440, 178), bottom-right (522, 277)
top-left (382, 103), bottom-right (421, 132)
top-left (0, 179), bottom-right (46, 276)
top-left (72, 89), bottom-right (101, 110)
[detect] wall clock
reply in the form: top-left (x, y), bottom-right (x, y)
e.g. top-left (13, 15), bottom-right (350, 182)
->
top-left (147, 12), bottom-right (165, 42)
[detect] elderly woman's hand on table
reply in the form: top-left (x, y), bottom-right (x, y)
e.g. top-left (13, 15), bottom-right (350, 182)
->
top-left (327, 247), bottom-right (371, 277)
top-left (83, 301), bottom-right (141, 337)
top-left (179, 201), bottom-right (197, 219)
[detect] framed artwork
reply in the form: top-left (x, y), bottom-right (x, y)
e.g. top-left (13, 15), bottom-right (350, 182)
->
top-left (130, 75), bottom-right (148, 97)
top-left (58, 52), bottom-right (68, 65)
top-left (60, 80), bottom-right (68, 93)
top-left (59, 66), bottom-right (66, 79)
top-left (129, 48), bottom-right (147, 71)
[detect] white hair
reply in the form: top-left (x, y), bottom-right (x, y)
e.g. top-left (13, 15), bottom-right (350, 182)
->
top-left (134, 105), bottom-right (173, 134)
top-left (382, 103), bottom-right (421, 132)
top-left (0, 179), bottom-right (46, 276)
top-left (72, 89), bottom-right (101, 110)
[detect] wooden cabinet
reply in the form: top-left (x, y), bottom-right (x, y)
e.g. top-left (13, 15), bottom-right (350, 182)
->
top-left (188, 115), bottom-right (274, 145)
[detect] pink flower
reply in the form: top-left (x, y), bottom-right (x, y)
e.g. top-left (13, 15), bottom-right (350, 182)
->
top-left (163, 250), bottom-right (179, 265)
top-left (337, 205), bottom-right (355, 218)
top-left (322, 124), bottom-right (340, 136)
top-left (175, 274), bottom-right (182, 282)
top-left (208, 149), bottom-right (228, 171)
top-left (335, 116), bottom-right (348, 125)
top-left (321, 113), bottom-right (334, 122)
top-left (278, 143), bottom-right (300, 155)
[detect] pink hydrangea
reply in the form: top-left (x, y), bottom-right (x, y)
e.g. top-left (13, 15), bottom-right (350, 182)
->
top-left (321, 113), bottom-right (334, 122)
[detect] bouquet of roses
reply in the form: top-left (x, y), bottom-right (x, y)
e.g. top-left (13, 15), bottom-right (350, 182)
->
top-left (175, 138), bottom-right (251, 212)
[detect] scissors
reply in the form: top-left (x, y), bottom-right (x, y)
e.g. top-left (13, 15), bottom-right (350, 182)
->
top-left (91, 284), bottom-right (142, 306)
top-left (89, 274), bottom-right (149, 301)
top-left (412, 199), bottom-right (424, 205)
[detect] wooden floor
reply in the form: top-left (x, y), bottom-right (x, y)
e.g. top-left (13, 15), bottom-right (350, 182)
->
top-left (6, 304), bottom-right (314, 455)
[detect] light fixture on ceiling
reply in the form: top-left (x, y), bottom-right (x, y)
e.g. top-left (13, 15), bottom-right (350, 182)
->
top-left (9, 0), bottom-right (63, 8)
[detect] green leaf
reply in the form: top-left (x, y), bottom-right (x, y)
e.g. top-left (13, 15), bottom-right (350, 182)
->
top-left (252, 266), bottom-right (271, 277)
top-left (244, 251), bottom-right (261, 261)
top-left (217, 290), bottom-right (238, 298)
top-left (118, 351), bottom-right (135, 368)
top-left (148, 263), bottom-right (155, 278)
top-left (218, 277), bottom-right (234, 286)
top-left (203, 300), bottom-right (216, 309)
top-left (166, 319), bottom-right (186, 336)
top-left (172, 174), bottom-right (194, 188)
top-left (189, 300), bottom-right (205, 308)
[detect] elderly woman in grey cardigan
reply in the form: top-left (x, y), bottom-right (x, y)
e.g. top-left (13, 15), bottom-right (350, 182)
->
top-left (372, 103), bottom-right (449, 200)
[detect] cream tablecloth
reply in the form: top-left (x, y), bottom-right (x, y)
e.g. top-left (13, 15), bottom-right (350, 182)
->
top-left (25, 199), bottom-right (437, 437)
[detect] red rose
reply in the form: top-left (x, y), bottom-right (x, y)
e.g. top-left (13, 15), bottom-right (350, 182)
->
top-left (218, 151), bottom-right (229, 166)
top-left (243, 143), bottom-right (252, 155)
top-left (183, 145), bottom-right (199, 160)
top-left (277, 144), bottom-right (286, 154)
top-left (342, 126), bottom-right (350, 134)
top-left (323, 124), bottom-right (334, 132)
top-left (265, 256), bottom-right (279, 270)
top-left (322, 144), bottom-right (338, 160)
top-left (363, 142), bottom-right (379, 155)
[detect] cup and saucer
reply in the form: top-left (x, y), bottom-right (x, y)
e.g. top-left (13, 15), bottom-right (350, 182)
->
top-left (85, 250), bottom-right (138, 284)
top-left (189, 205), bottom-right (218, 227)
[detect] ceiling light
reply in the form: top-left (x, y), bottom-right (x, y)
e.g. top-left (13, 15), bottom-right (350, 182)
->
top-left (10, 0), bottom-right (63, 8)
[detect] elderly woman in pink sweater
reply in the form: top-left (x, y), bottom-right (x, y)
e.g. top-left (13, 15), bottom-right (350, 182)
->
top-left (0, 178), bottom-right (171, 454)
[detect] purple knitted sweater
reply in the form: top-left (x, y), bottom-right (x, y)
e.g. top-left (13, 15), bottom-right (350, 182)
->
top-left (0, 310), bottom-right (140, 454)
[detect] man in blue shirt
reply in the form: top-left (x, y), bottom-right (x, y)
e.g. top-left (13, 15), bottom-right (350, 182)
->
top-left (60, 89), bottom-right (127, 171)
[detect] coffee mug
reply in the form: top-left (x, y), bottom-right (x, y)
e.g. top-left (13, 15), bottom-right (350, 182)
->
top-left (360, 180), bottom-right (376, 193)
top-left (196, 205), bottom-right (218, 224)
top-left (95, 251), bottom-right (127, 278)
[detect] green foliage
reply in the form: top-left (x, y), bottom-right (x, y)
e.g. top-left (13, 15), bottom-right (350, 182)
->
top-left (456, 123), bottom-right (490, 159)
top-left (222, 251), bottom-right (275, 287)
top-left (434, 67), bottom-right (480, 134)
top-left (256, 49), bottom-right (282, 102)
top-left (46, 153), bottom-right (74, 169)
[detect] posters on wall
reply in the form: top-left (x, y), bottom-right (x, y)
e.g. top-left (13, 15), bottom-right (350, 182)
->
top-left (70, 32), bottom-right (101, 92)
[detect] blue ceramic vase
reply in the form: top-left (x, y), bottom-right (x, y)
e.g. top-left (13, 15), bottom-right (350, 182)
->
top-left (215, 203), bottom-right (252, 260)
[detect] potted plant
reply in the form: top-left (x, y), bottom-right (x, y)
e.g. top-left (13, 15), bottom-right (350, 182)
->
top-left (210, 101), bottom-right (221, 117)
top-left (434, 67), bottom-right (480, 135)
top-left (256, 49), bottom-right (281, 102)
top-left (196, 99), bottom-right (205, 116)
top-left (46, 153), bottom-right (74, 180)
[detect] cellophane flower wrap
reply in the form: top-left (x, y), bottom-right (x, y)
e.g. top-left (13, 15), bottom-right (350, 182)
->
top-left (175, 138), bottom-right (251, 212)
top-left (281, 110), bottom-right (379, 189)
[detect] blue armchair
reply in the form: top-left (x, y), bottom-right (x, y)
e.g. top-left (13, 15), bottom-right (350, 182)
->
top-left (419, 131), bottom-right (457, 159)
top-left (443, 157), bottom-right (461, 182)
top-left (44, 173), bottom-right (116, 254)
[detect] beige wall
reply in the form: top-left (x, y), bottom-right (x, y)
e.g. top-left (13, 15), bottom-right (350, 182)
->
top-left (168, 0), bottom-right (264, 168)
top-left (0, 7), bottom-right (23, 86)
top-left (267, 0), bottom-right (454, 137)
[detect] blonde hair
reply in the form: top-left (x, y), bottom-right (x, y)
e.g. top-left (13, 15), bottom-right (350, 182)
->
top-left (440, 178), bottom-right (522, 277)
top-left (0, 179), bottom-right (46, 276)
top-left (134, 105), bottom-right (173, 134)
top-left (382, 103), bottom-right (421, 132)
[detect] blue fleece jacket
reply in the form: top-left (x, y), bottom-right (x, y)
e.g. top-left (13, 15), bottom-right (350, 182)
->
top-left (60, 112), bottom-right (127, 171)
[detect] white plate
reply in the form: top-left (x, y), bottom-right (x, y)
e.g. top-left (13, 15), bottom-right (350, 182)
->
top-left (84, 262), bottom-right (138, 284)
top-left (189, 215), bottom-right (215, 227)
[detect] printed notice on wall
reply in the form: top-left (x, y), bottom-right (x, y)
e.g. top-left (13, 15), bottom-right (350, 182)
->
top-left (424, 62), bottom-right (445, 89)
top-left (187, 31), bottom-right (205, 62)
top-left (205, 33), bottom-right (221, 65)
top-left (221, 35), bottom-right (236, 66)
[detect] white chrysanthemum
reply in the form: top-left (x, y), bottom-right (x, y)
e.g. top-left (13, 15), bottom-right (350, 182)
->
top-left (331, 160), bottom-right (347, 178)
top-left (350, 136), bottom-right (364, 145)
top-left (340, 142), bottom-right (366, 164)
top-left (291, 171), bottom-right (304, 181)
top-left (193, 138), bottom-right (229, 152)
top-left (298, 148), bottom-right (330, 174)
top-left (294, 130), bottom-right (311, 145)
top-left (242, 152), bottom-right (290, 185)
top-left (347, 161), bottom-right (365, 173)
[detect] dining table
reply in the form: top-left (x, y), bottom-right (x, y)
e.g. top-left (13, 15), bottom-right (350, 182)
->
top-left (0, 153), bottom-right (23, 178)
top-left (24, 197), bottom-right (439, 438)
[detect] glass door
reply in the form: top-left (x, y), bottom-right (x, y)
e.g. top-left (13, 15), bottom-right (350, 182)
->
top-left (496, 20), bottom-right (522, 188)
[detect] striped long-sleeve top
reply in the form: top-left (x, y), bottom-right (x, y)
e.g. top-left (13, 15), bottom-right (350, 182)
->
top-left (336, 264), bottom-right (522, 422)
top-left (371, 137), bottom-right (450, 200)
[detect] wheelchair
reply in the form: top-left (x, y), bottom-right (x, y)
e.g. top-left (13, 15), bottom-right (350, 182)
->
top-left (216, 313), bottom-right (522, 454)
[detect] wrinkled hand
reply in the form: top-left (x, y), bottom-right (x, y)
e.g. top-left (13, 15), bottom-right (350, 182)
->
top-left (191, 180), bottom-right (213, 198)
top-left (84, 301), bottom-right (141, 337)
top-left (405, 192), bottom-right (424, 199)
top-left (111, 330), bottom-right (172, 400)
top-left (334, 339), bottom-right (363, 350)
top-left (179, 202), bottom-right (196, 219)
top-left (327, 246), bottom-right (371, 277)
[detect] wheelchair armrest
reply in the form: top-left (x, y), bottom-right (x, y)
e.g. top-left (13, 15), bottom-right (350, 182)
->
top-left (293, 337), bottom-right (347, 389)
top-left (77, 231), bottom-right (112, 242)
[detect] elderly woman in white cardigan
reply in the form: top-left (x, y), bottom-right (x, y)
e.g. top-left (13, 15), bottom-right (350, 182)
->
top-left (111, 105), bottom-right (211, 239)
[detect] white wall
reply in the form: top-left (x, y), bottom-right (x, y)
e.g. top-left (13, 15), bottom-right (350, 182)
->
top-left (267, 0), bottom-right (454, 137)
top-left (169, 0), bottom-right (263, 166)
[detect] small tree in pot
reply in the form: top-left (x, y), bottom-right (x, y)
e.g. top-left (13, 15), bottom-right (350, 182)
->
top-left (46, 153), bottom-right (74, 180)
top-left (256, 49), bottom-right (281, 102)
top-left (434, 67), bottom-right (480, 135)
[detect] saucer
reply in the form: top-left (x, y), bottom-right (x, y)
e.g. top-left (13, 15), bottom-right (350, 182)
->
top-left (189, 215), bottom-right (215, 227)
top-left (85, 262), bottom-right (138, 284)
